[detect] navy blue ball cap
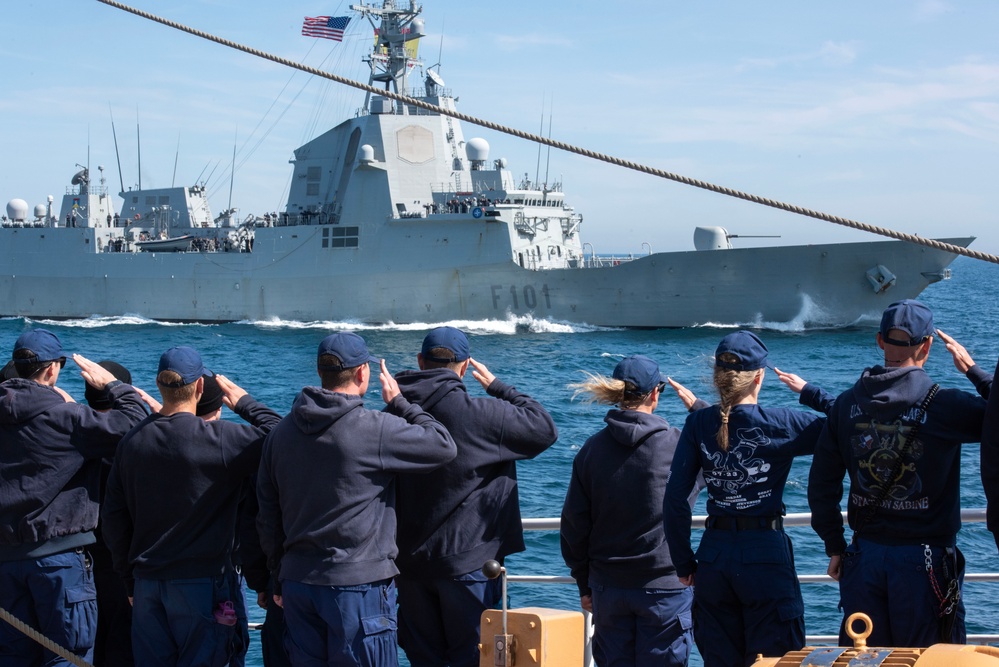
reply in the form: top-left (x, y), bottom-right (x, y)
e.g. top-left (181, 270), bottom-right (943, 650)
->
top-left (1, 360), bottom-right (18, 381)
top-left (715, 331), bottom-right (770, 371)
top-left (421, 326), bottom-right (470, 363)
top-left (158, 346), bottom-right (208, 387)
top-left (880, 299), bottom-right (934, 347)
top-left (13, 329), bottom-right (64, 365)
top-left (317, 332), bottom-right (378, 370)
top-left (613, 355), bottom-right (665, 394)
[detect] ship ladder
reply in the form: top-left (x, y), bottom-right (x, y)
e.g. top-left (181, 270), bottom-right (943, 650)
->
top-left (0, 604), bottom-right (95, 667)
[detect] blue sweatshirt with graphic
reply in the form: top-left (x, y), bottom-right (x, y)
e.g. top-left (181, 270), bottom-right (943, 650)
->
top-left (809, 365), bottom-right (986, 556)
top-left (665, 403), bottom-right (824, 578)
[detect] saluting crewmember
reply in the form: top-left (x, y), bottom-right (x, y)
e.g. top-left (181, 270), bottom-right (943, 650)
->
top-left (393, 327), bottom-right (558, 667)
top-left (256, 332), bottom-right (456, 667)
top-left (101, 346), bottom-right (281, 667)
top-left (0, 330), bottom-right (147, 667)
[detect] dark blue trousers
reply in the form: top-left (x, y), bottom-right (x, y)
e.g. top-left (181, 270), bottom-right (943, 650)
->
top-left (131, 570), bottom-right (244, 667)
top-left (93, 554), bottom-right (134, 666)
top-left (0, 549), bottom-right (97, 667)
top-left (397, 569), bottom-right (502, 667)
top-left (281, 578), bottom-right (398, 667)
top-left (692, 528), bottom-right (804, 667)
top-left (839, 538), bottom-right (965, 647)
top-left (590, 584), bottom-right (693, 667)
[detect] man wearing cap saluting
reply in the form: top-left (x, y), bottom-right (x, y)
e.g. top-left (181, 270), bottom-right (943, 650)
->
top-left (809, 299), bottom-right (988, 648)
top-left (101, 346), bottom-right (282, 667)
top-left (256, 332), bottom-right (456, 667)
top-left (393, 326), bottom-right (558, 667)
top-left (0, 329), bottom-right (147, 666)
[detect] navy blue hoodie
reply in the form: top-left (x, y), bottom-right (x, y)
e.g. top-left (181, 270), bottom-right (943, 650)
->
top-left (256, 387), bottom-right (456, 589)
top-left (0, 378), bottom-right (147, 559)
top-left (394, 369), bottom-right (558, 578)
top-left (561, 407), bottom-right (706, 597)
top-left (809, 365), bottom-right (986, 556)
top-left (101, 396), bottom-right (281, 592)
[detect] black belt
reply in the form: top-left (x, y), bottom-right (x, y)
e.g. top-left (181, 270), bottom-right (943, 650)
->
top-left (705, 515), bottom-right (782, 531)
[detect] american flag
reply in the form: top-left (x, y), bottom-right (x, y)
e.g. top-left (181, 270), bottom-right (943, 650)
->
top-left (301, 16), bottom-right (351, 41)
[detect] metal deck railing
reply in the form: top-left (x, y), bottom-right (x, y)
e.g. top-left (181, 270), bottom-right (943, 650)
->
top-left (516, 508), bottom-right (999, 647)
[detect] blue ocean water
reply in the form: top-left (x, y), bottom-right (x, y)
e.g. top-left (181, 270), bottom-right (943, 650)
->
top-left (3, 254), bottom-right (998, 664)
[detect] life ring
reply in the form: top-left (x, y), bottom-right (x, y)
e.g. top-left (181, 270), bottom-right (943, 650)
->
top-left (134, 214), bottom-right (140, 220)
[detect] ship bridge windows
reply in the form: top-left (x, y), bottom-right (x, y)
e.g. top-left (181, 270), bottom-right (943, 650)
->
top-left (321, 226), bottom-right (359, 248)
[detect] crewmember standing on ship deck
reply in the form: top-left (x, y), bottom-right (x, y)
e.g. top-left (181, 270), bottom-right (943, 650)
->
top-left (393, 327), bottom-right (558, 667)
top-left (0, 330), bottom-right (147, 667)
top-left (255, 332), bottom-right (456, 667)
top-left (664, 331), bottom-right (827, 667)
top-left (560, 355), bottom-right (708, 667)
top-left (809, 300), bottom-right (989, 647)
top-left (101, 347), bottom-right (282, 667)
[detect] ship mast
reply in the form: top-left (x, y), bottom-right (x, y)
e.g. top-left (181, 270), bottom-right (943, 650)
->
top-left (350, 0), bottom-right (425, 109)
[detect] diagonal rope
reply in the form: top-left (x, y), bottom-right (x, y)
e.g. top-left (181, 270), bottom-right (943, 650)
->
top-left (95, 0), bottom-right (999, 266)
top-left (0, 605), bottom-right (95, 667)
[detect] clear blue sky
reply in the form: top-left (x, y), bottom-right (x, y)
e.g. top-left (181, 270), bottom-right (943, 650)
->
top-left (3, 0), bottom-right (998, 254)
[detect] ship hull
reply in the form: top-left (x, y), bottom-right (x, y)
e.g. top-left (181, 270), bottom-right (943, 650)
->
top-left (0, 226), bottom-right (969, 327)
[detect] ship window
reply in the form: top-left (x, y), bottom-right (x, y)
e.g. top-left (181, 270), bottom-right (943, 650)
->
top-left (132, 196), bottom-right (138, 204)
top-left (323, 226), bottom-right (359, 249)
top-left (145, 196), bottom-right (156, 205)
top-left (158, 196), bottom-right (170, 205)
top-left (306, 183), bottom-right (320, 196)
top-left (307, 166), bottom-right (322, 181)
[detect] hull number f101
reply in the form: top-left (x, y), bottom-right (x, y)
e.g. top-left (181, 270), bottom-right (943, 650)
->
top-left (490, 284), bottom-right (552, 310)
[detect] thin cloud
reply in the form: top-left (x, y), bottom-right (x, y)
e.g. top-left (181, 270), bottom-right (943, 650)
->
top-left (914, 0), bottom-right (953, 22)
top-left (737, 41), bottom-right (859, 72)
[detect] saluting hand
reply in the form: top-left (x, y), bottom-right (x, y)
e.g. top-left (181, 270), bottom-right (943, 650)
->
top-left (380, 359), bottom-right (400, 404)
top-left (53, 386), bottom-right (76, 403)
top-left (134, 386), bottom-right (162, 413)
top-left (937, 329), bottom-right (974, 373)
top-left (215, 374), bottom-right (247, 409)
top-left (774, 367), bottom-right (807, 394)
top-left (666, 377), bottom-right (698, 410)
top-left (469, 358), bottom-right (496, 390)
top-left (73, 354), bottom-right (117, 390)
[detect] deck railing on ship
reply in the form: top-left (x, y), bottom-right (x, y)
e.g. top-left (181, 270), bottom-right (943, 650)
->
top-left (516, 507), bottom-right (999, 652)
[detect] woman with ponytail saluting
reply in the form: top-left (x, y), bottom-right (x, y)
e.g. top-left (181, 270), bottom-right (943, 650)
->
top-left (663, 331), bottom-right (829, 667)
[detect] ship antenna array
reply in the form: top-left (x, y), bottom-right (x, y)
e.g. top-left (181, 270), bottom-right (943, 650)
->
top-left (95, 0), bottom-right (999, 266)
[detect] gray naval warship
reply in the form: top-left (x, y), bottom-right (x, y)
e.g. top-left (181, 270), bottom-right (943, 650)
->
top-left (0, 1), bottom-right (974, 327)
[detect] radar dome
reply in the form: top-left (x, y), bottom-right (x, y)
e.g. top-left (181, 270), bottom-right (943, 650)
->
top-left (359, 144), bottom-right (375, 162)
top-left (466, 138), bottom-right (490, 162)
top-left (33, 204), bottom-right (48, 220)
top-left (6, 199), bottom-right (28, 222)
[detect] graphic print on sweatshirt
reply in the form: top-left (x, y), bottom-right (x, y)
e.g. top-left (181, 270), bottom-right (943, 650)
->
top-left (700, 427), bottom-right (773, 509)
top-left (850, 415), bottom-right (924, 507)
